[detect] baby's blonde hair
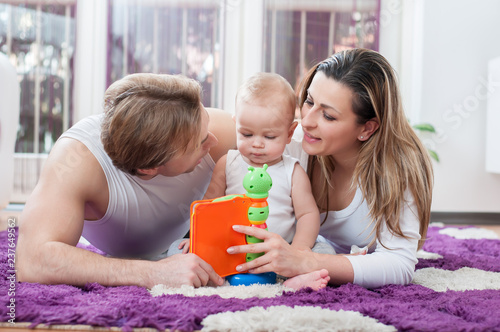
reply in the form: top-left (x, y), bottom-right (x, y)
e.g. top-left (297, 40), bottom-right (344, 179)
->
top-left (235, 72), bottom-right (296, 124)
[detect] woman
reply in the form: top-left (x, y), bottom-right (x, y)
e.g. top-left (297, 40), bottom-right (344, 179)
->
top-left (227, 48), bottom-right (434, 288)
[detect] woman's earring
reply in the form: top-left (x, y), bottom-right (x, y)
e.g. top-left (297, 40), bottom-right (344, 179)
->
top-left (360, 136), bottom-right (364, 140)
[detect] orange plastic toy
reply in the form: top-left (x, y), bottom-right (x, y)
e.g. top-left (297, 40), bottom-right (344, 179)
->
top-left (189, 195), bottom-right (252, 277)
top-left (189, 164), bottom-right (273, 278)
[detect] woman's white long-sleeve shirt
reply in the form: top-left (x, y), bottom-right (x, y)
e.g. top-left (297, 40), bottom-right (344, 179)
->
top-left (285, 125), bottom-right (420, 288)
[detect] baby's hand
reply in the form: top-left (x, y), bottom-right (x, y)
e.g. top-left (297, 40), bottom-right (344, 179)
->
top-left (179, 239), bottom-right (190, 254)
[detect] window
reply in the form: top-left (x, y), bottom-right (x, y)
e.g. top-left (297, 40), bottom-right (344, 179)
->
top-left (263, 0), bottom-right (380, 95)
top-left (0, 1), bottom-right (76, 153)
top-left (0, 1), bottom-right (76, 202)
top-left (107, 0), bottom-right (223, 108)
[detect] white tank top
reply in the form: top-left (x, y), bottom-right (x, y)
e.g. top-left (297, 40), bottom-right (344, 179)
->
top-left (225, 150), bottom-right (298, 243)
top-left (59, 114), bottom-right (215, 259)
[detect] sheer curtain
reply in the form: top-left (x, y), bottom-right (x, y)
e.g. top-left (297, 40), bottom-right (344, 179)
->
top-left (107, 0), bottom-right (223, 108)
top-left (0, 2), bottom-right (76, 154)
top-left (263, 0), bottom-right (380, 98)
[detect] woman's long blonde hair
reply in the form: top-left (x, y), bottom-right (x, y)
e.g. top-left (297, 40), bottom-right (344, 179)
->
top-left (299, 49), bottom-right (433, 249)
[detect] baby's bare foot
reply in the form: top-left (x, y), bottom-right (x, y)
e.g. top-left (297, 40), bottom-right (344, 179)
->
top-left (283, 269), bottom-right (330, 291)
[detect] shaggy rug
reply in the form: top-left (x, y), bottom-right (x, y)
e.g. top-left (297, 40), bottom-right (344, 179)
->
top-left (1, 224), bottom-right (499, 331)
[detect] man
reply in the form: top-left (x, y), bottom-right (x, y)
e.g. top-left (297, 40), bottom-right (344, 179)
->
top-left (16, 73), bottom-right (235, 288)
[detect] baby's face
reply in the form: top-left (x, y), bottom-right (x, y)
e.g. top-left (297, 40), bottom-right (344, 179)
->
top-left (235, 101), bottom-right (295, 167)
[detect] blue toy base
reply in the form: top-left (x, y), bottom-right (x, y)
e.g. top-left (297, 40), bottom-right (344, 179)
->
top-left (226, 272), bottom-right (277, 286)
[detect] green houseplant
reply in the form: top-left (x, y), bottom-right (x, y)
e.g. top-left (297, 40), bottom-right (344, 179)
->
top-left (412, 123), bottom-right (439, 162)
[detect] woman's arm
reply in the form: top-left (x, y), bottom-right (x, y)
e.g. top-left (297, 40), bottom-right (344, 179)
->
top-left (227, 194), bottom-right (420, 288)
top-left (227, 225), bottom-right (354, 285)
top-left (345, 192), bottom-right (420, 288)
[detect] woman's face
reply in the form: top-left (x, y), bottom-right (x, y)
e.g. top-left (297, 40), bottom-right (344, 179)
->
top-left (300, 71), bottom-right (364, 159)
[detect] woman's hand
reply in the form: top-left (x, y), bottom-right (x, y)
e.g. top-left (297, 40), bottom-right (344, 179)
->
top-left (226, 225), bottom-right (319, 278)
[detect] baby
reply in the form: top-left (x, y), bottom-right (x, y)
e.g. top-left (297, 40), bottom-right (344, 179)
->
top-left (179, 72), bottom-right (330, 290)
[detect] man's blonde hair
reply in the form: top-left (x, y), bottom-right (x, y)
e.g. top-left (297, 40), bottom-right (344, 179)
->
top-left (101, 73), bottom-right (202, 175)
top-left (235, 72), bottom-right (296, 124)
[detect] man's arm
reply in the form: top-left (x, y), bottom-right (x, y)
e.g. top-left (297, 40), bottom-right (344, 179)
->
top-left (206, 108), bottom-right (236, 163)
top-left (290, 163), bottom-right (321, 250)
top-left (16, 138), bottom-right (223, 288)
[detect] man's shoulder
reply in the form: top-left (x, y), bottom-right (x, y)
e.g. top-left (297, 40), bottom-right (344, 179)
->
top-left (43, 138), bottom-right (107, 198)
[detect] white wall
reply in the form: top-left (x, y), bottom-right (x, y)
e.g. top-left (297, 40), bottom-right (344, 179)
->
top-left (74, 0), bottom-right (108, 121)
top-left (380, 0), bottom-right (500, 212)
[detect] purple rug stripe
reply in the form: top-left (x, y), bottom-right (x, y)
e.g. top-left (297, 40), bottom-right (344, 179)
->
top-left (1, 227), bottom-right (500, 331)
top-left (417, 226), bottom-right (500, 272)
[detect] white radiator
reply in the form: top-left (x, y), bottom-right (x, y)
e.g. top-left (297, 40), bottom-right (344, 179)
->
top-left (11, 153), bottom-right (48, 203)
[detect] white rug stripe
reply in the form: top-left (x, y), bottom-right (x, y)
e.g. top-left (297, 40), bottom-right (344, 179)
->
top-left (416, 249), bottom-right (443, 260)
top-left (412, 267), bottom-right (500, 292)
top-left (438, 227), bottom-right (499, 240)
top-left (201, 305), bottom-right (397, 332)
top-left (150, 283), bottom-right (294, 299)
